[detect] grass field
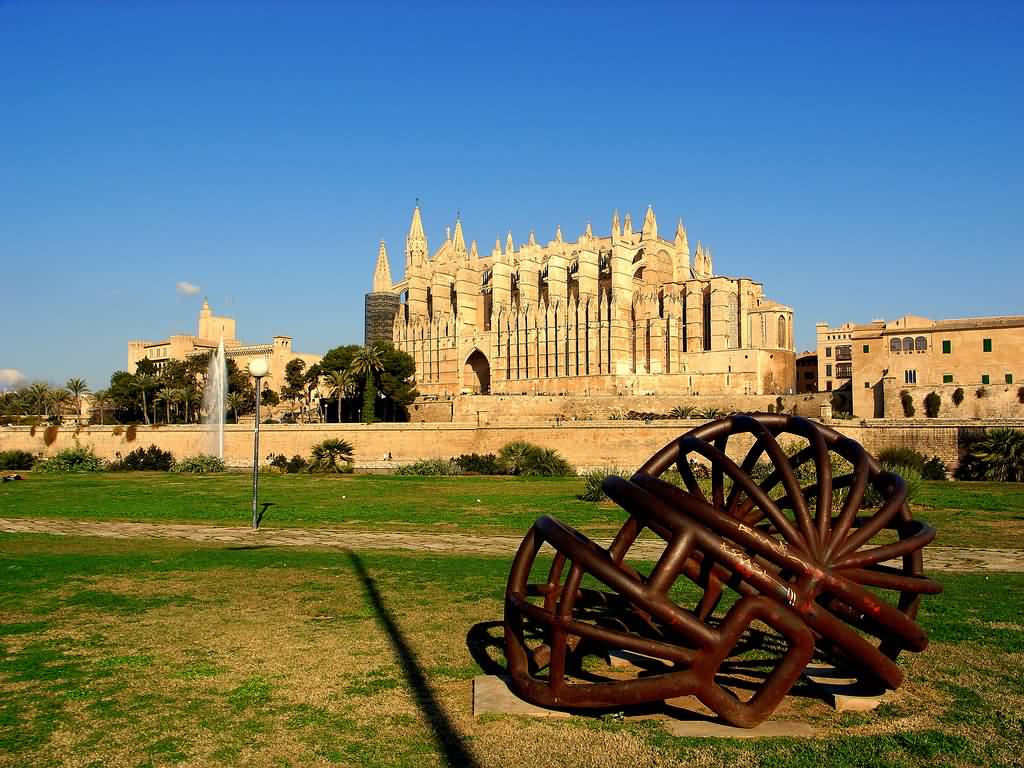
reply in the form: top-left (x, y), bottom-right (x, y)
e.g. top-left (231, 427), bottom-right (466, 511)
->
top-left (0, 534), bottom-right (1021, 768)
top-left (2, 472), bottom-right (1023, 548)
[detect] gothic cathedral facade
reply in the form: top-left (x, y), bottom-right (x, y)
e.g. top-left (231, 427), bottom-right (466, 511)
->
top-left (365, 205), bottom-right (795, 397)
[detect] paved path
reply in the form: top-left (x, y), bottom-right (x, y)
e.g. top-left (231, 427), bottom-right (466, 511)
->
top-left (1, 517), bottom-right (1022, 572)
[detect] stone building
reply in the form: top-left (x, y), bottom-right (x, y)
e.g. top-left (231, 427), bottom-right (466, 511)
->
top-left (127, 299), bottom-right (321, 394)
top-left (795, 351), bottom-right (818, 393)
top-left (366, 205), bottom-right (796, 397)
top-left (819, 314), bottom-right (1024, 417)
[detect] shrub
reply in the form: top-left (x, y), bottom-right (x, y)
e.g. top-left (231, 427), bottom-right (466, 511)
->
top-left (126, 424), bottom-right (137, 442)
top-left (900, 390), bottom-right (915, 418)
top-left (34, 446), bottom-right (106, 473)
top-left (109, 445), bottom-right (174, 471)
top-left (1018, 386), bottom-right (1024, 405)
top-left (776, 396), bottom-right (784, 413)
top-left (43, 425), bottom-right (59, 446)
top-left (976, 387), bottom-right (988, 399)
top-left (922, 456), bottom-right (948, 481)
top-left (395, 458), bottom-right (461, 476)
top-left (0, 450), bottom-right (36, 470)
top-left (453, 453), bottom-right (503, 475)
top-left (877, 447), bottom-right (927, 473)
top-left (955, 428), bottom-right (1024, 482)
top-left (693, 407), bottom-right (723, 420)
top-left (171, 454), bottom-right (226, 473)
top-left (112, 425), bottom-right (124, 436)
top-left (309, 438), bottom-right (355, 473)
top-left (952, 387), bottom-right (964, 407)
top-left (864, 462), bottom-right (922, 507)
top-left (688, 459), bottom-right (711, 480)
top-left (924, 392), bottom-right (941, 418)
top-left (580, 467), bottom-right (629, 501)
top-left (267, 453), bottom-right (309, 473)
top-left (497, 441), bottom-right (575, 476)
top-left (669, 405), bottom-right (695, 419)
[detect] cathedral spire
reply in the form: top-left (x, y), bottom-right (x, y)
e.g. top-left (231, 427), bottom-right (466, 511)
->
top-left (372, 240), bottom-right (394, 292)
top-left (505, 230), bottom-right (514, 255)
top-left (623, 212), bottom-right (633, 238)
top-left (492, 236), bottom-right (502, 258)
top-left (528, 230), bottom-right (537, 247)
top-left (555, 224), bottom-right (563, 243)
top-left (611, 209), bottom-right (621, 237)
top-left (453, 213), bottom-right (467, 259)
top-left (642, 205), bottom-right (657, 240)
top-left (585, 220), bottom-right (593, 238)
top-left (674, 217), bottom-right (689, 256)
top-left (405, 203), bottom-right (428, 267)
top-left (469, 239), bottom-right (478, 260)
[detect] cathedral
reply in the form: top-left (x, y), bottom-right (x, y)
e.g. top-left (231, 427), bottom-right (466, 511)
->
top-left (365, 205), bottom-right (795, 397)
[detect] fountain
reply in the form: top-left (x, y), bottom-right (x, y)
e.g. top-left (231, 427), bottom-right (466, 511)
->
top-left (202, 337), bottom-right (227, 458)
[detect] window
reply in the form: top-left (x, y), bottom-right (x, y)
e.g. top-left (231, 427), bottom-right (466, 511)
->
top-left (983, 338), bottom-right (992, 352)
top-left (825, 347), bottom-right (832, 357)
top-left (915, 336), bottom-right (927, 351)
top-left (902, 337), bottom-right (914, 352)
top-left (826, 381), bottom-right (832, 391)
top-left (889, 338), bottom-right (900, 353)
top-left (943, 374), bottom-right (953, 383)
top-left (982, 374), bottom-right (990, 385)
top-left (836, 345), bottom-right (852, 361)
top-left (864, 381), bottom-right (870, 388)
top-left (863, 344), bottom-right (870, 353)
top-left (836, 363), bottom-right (852, 378)
top-left (1006, 374), bottom-right (1014, 384)
top-left (904, 369), bottom-right (917, 384)
top-left (826, 364), bottom-right (833, 376)
top-left (942, 340), bottom-right (951, 354)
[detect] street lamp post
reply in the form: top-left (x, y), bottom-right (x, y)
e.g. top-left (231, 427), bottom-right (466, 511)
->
top-left (248, 358), bottom-right (269, 529)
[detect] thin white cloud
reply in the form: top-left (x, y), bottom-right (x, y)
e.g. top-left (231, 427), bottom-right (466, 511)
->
top-left (176, 281), bottom-right (201, 296)
top-left (0, 369), bottom-right (26, 390)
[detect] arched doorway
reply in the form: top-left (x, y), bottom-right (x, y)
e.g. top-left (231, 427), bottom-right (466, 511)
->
top-left (464, 350), bottom-right (491, 394)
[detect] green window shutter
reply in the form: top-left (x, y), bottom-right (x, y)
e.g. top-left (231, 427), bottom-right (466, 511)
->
top-left (942, 340), bottom-right (951, 354)
top-left (943, 374), bottom-right (953, 383)
top-left (983, 338), bottom-right (992, 352)
top-left (1007, 373), bottom-right (1014, 384)
top-left (862, 344), bottom-right (869, 353)
top-left (982, 374), bottom-right (990, 385)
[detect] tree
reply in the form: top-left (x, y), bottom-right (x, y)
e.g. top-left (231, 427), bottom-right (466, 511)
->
top-left (957, 428), bottom-right (1024, 481)
top-left (375, 343), bottom-right (417, 421)
top-left (281, 358), bottom-right (307, 418)
top-left (310, 438), bottom-right (355, 472)
top-left (326, 368), bottom-right (358, 423)
top-left (924, 391), bottom-right (941, 418)
top-left (135, 374), bottom-right (158, 425)
top-left (350, 345), bottom-right (384, 423)
top-left (154, 387), bottom-right (172, 423)
top-left (226, 391), bottom-right (244, 423)
top-left (180, 387), bottom-right (198, 424)
top-left (28, 382), bottom-right (50, 417)
top-left (91, 389), bottom-right (110, 425)
top-left (48, 388), bottom-right (72, 423)
top-left (65, 378), bottom-right (90, 423)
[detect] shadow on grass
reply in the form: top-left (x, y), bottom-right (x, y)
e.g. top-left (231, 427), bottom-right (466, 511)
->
top-left (346, 550), bottom-right (479, 768)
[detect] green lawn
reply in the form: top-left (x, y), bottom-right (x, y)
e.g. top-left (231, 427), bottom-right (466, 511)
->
top-left (0, 534), bottom-right (1021, 768)
top-left (2, 472), bottom-right (1023, 548)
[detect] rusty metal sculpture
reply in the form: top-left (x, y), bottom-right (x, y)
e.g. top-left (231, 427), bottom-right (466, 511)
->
top-left (504, 414), bottom-right (941, 727)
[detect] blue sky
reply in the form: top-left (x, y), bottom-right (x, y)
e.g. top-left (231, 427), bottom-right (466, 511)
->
top-left (1, 1), bottom-right (1021, 390)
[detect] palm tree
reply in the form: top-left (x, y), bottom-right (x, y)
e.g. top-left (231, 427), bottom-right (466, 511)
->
top-left (326, 369), bottom-right (357, 423)
top-left (91, 389), bottom-right (110, 425)
top-left (350, 345), bottom-right (384, 423)
top-left (310, 438), bottom-right (355, 473)
top-left (135, 374), bottom-right (158, 425)
top-left (153, 387), bottom-right (171, 424)
top-left (65, 378), bottom-right (90, 424)
top-left (169, 388), bottom-right (185, 422)
top-left (48, 388), bottom-right (72, 423)
top-left (28, 382), bottom-right (50, 418)
top-left (226, 392), bottom-right (244, 423)
top-left (180, 387), bottom-right (198, 424)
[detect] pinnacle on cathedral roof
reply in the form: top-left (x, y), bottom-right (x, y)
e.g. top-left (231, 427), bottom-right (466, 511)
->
top-left (373, 239), bottom-right (394, 292)
top-left (405, 203), bottom-right (428, 264)
top-left (642, 204), bottom-right (657, 240)
top-left (505, 230), bottom-right (514, 254)
top-left (470, 239), bottom-right (478, 259)
top-left (453, 214), bottom-right (467, 258)
top-left (623, 212), bottom-right (633, 237)
top-left (585, 220), bottom-right (593, 238)
top-left (555, 224), bottom-right (563, 243)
